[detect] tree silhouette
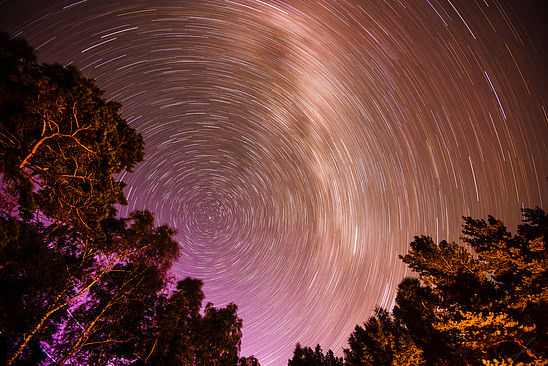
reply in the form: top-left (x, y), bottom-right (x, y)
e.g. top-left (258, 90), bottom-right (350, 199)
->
top-left (147, 278), bottom-right (246, 366)
top-left (1, 31), bottom-right (145, 364)
top-left (0, 32), bottom-right (256, 366)
top-left (288, 343), bottom-right (343, 366)
top-left (0, 32), bottom-right (143, 232)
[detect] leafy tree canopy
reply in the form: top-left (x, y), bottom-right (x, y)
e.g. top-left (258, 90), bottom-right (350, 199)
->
top-left (0, 31), bottom-right (257, 366)
top-left (345, 207), bottom-right (548, 366)
top-left (149, 278), bottom-right (245, 366)
top-left (0, 31), bottom-right (144, 233)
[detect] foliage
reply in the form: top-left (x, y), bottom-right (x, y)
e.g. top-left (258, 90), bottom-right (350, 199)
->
top-left (344, 307), bottom-right (425, 366)
top-left (482, 359), bottom-right (548, 366)
top-left (51, 211), bottom-right (179, 365)
top-left (0, 32), bottom-right (144, 233)
top-left (288, 343), bottom-right (343, 366)
top-left (0, 32), bottom-right (256, 366)
top-left (343, 207), bottom-right (548, 365)
top-left (238, 356), bottom-right (261, 366)
top-left (0, 31), bottom-right (147, 364)
top-left (146, 278), bottom-right (245, 366)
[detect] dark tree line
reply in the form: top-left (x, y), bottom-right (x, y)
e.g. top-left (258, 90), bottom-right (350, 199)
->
top-left (288, 344), bottom-right (344, 366)
top-left (0, 32), bottom-right (258, 366)
top-left (289, 208), bottom-right (548, 365)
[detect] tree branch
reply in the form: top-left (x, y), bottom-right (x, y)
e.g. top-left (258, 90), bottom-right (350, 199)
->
top-left (19, 133), bottom-right (60, 169)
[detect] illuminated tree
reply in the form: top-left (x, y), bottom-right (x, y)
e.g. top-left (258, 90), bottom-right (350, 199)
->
top-left (0, 31), bottom-right (143, 232)
top-left (345, 307), bottom-right (425, 366)
top-left (0, 31), bottom-right (150, 365)
top-left (347, 208), bottom-right (548, 365)
top-left (53, 211), bottom-right (179, 365)
top-left (1, 31), bottom-right (257, 366)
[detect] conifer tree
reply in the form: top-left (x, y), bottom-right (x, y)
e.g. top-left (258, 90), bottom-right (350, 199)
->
top-left (345, 307), bottom-right (425, 366)
top-left (288, 343), bottom-right (343, 366)
top-left (345, 208), bottom-right (548, 365)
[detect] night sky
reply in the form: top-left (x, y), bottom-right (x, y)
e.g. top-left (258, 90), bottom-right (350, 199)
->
top-left (1, 0), bottom-right (547, 364)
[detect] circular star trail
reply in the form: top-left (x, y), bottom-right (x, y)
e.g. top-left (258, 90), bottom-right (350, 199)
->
top-left (2, 0), bottom-right (547, 364)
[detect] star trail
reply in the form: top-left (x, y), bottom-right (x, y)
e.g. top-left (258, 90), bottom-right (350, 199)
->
top-left (1, 0), bottom-right (546, 364)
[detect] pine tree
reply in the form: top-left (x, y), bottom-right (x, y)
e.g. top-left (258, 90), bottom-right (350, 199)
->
top-left (288, 343), bottom-right (343, 366)
top-left (345, 307), bottom-right (425, 366)
top-left (345, 208), bottom-right (548, 365)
